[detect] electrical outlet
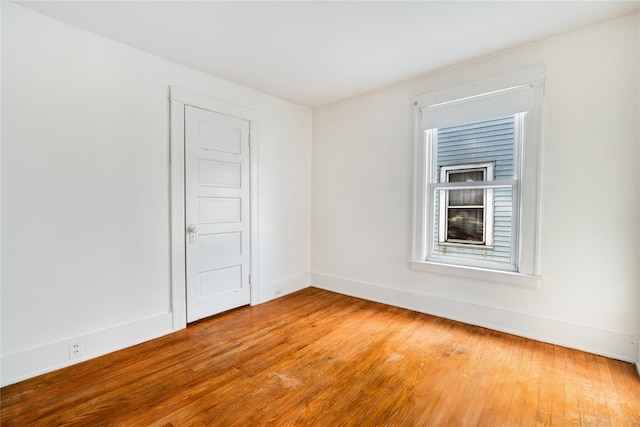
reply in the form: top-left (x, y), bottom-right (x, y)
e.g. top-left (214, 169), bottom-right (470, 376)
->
top-left (69, 341), bottom-right (82, 359)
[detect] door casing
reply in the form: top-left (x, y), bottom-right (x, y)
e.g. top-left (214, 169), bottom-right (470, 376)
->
top-left (169, 86), bottom-right (260, 331)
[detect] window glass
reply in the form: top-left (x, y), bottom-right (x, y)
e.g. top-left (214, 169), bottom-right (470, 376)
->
top-left (432, 116), bottom-right (516, 265)
top-left (448, 170), bottom-right (484, 206)
top-left (447, 208), bottom-right (484, 242)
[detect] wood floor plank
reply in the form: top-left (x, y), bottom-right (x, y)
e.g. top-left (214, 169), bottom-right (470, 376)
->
top-left (510, 335), bottom-right (539, 426)
top-left (2, 288), bottom-right (639, 426)
top-left (519, 340), bottom-right (545, 426)
top-left (586, 353), bottom-right (614, 426)
top-left (562, 348), bottom-right (582, 426)
top-left (476, 332), bottom-right (519, 425)
top-left (596, 354), bottom-right (628, 427)
top-left (607, 358), bottom-right (640, 426)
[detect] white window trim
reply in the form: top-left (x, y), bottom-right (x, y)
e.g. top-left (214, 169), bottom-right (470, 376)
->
top-left (410, 66), bottom-right (544, 288)
top-left (409, 260), bottom-right (540, 289)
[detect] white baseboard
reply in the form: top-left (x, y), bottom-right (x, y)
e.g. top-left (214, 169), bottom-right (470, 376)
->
top-left (311, 273), bottom-right (638, 363)
top-left (258, 272), bottom-right (311, 304)
top-left (1, 312), bottom-right (173, 387)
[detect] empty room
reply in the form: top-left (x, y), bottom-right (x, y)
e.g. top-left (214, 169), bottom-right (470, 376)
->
top-left (1, 1), bottom-right (639, 425)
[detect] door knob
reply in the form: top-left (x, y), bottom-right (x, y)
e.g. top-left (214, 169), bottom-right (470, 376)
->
top-left (187, 223), bottom-right (198, 244)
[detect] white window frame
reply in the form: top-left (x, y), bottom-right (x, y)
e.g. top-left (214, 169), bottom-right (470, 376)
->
top-left (439, 162), bottom-right (494, 247)
top-left (410, 66), bottom-right (544, 288)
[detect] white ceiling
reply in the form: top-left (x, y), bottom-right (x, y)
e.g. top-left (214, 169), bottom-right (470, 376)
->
top-left (16, 1), bottom-right (640, 107)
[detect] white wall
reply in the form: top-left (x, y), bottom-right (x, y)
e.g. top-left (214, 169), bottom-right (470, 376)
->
top-left (312, 13), bottom-right (639, 362)
top-left (1, 2), bottom-right (311, 385)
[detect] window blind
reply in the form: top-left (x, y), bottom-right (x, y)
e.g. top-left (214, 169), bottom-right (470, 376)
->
top-left (421, 84), bottom-right (531, 130)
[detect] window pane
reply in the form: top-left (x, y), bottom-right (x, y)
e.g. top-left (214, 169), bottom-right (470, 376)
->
top-left (448, 170), bottom-right (484, 183)
top-left (447, 208), bottom-right (484, 242)
top-left (446, 170), bottom-right (485, 206)
top-left (449, 188), bottom-right (483, 206)
top-left (432, 185), bottom-right (513, 264)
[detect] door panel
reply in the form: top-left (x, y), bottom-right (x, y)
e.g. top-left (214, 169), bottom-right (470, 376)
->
top-left (185, 106), bottom-right (250, 322)
top-left (198, 197), bottom-right (242, 223)
top-left (198, 159), bottom-right (241, 188)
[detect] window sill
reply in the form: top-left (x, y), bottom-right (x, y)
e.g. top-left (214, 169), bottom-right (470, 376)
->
top-left (409, 260), bottom-right (541, 290)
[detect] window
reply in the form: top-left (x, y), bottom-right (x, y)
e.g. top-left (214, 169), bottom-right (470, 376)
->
top-left (411, 66), bottom-right (543, 285)
top-left (439, 162), bottom-right (494, 246)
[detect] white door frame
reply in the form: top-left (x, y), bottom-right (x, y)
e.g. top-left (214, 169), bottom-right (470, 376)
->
top-left (169, 86), bottom-right (260, 331)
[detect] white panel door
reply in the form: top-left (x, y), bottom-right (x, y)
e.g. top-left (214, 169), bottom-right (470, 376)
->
top-left (185, 106), bottom-right (250, 322)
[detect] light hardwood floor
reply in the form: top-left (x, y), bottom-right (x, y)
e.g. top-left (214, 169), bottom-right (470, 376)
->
top-left (2, 287), bottom-right (639, 426)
